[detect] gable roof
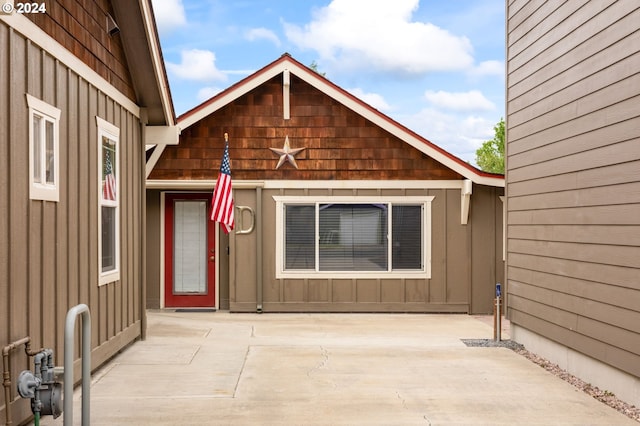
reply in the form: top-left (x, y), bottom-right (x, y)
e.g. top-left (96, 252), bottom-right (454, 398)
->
top-left (177, 54), bottom-right (503, 187)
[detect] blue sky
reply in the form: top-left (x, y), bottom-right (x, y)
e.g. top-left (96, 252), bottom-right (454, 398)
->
top-left (151, 0), bottom-right (505, 164)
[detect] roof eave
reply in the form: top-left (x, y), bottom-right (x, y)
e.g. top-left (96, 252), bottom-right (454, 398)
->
top-left (111, 0), bottom-right (175, 126)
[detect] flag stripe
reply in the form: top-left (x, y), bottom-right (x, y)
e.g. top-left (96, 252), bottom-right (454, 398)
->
top-left (103, 148), bottom-right (116, 201)
top-left (211, 141), bottom-right (234, 233)
top-left (103, 174), bottom-right (116, 201)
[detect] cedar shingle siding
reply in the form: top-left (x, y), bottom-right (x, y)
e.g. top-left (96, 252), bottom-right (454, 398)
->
top-left (150, 75), bottom-right (463, 181)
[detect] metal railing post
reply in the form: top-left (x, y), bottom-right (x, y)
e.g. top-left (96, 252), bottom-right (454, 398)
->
top-left (64, 304), bottom-right (91, 426)
top-left (495, 283), bottom-right (502, 342)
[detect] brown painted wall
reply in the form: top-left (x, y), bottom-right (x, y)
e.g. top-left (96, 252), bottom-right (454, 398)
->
top-left (471, 185), bottom-right (504, 314)
top-left (146, 190), bottom-right (162, 309)
top-left (150, 74), bottom-right (463, 181)
top-left (0, 20), bottom-right (143, 424)
top-left (226, 185), bottom-right (502, 313)
top-left (146, 62), bottom-right (503, 314)
top-left (25, 0), bottom-right (136, 100)
top-left (506, 0), bottom-right (640, 377)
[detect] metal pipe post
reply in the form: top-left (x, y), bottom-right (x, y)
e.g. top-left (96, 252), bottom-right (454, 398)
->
top-left (496, 296), bottom-right (502, 342)
top-left (64, 304), bottom-right (91, 426)
top-left (3, 337), bottom-right (32, 426)
top-left (495, 283), bottom-right (502, 342)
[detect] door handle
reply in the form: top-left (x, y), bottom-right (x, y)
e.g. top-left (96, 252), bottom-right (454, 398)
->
top-left (209, 256), bottom-right (215, 262)
top-left (235, 206), bottom-right (255, 235)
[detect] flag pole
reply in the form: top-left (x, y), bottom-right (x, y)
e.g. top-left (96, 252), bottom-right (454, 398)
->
top-left (224, 132), bottom-right (228, 143)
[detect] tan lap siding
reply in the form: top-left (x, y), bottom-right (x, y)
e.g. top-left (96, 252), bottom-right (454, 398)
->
top-left (506, 1), bottom-right (640, 377)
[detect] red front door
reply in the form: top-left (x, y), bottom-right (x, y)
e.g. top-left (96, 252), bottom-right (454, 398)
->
top-left (164, 193), bottom-right (216, 308)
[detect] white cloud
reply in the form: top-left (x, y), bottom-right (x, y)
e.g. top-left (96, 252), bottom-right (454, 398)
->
top-left (245, 28), bottom-right (281, 47)
top-left (151, 0), bottom-right (186, 33)
top-left (424, 90), bottom-right (495, 112)
top-left (283, 0), bottom-right (473, 74)
top-left (469, 60), bottom-right (504, 78)
top-left (197, 86), bottom-right (223, 102)
top-left (347, 88), bottom-right (391, 111)
top-left (166, 49), bottom-right (227, 82)
top-left (401, 108), bottom-right (495, 164)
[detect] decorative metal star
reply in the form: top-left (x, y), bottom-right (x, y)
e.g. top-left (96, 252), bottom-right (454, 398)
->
top-left (269, 135), bottom-right (306, 169)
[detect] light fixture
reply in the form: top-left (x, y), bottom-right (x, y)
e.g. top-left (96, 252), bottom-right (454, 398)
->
top-left (107, 13), bottom-right (120, 36)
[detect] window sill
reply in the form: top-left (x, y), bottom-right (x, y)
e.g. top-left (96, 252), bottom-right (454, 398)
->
top-left (99, 271), bottom-right (120, 286)
top-left (275, 270), bottom-right (431, 280)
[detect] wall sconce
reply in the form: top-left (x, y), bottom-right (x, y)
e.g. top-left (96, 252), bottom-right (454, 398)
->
top-left (107, 13), bottom-right (120, 36)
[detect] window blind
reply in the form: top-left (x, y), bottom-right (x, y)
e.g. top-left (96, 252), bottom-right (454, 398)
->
top-left (319, 204), bottom-right (388, 271)
top-left (285, 204), bottom-right (315, 269)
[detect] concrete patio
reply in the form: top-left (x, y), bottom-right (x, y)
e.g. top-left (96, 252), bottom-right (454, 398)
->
top-left (41, 311), bottom-right (636, 425)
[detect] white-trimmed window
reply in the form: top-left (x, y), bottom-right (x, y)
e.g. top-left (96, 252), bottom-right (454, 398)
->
top-left (97, 117), bottom-right (120, 285)
top-left (27, 94), bottom-right (60, 201)
top-left (274, 196), bottom-right (433, 279)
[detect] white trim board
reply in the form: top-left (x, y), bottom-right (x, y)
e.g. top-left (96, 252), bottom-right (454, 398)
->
top-left (272, 195), bottom-right (434, 280)
top-left (139, 0), bottom-right (174, 125)
top-left (146, 179), bottom-right (469, 190)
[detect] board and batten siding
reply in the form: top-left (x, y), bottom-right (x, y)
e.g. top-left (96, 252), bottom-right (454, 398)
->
top-left (506, 0), bottom-right (640, 386)
top-left (0, 20), bottom-right (143, 424)
top-left (227, 185), bottom-right (502, 314)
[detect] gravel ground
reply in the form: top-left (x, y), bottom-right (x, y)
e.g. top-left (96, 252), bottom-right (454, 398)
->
top-left (462, 339), bottom-right (640, 422)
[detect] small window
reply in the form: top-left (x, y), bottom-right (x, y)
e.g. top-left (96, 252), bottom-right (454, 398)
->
top-left (275, 196), bottom-right (433, 279)
top-left (97, 117), bottom-right (120, 285)
top-left (27, 94), bottom-right (60, 201)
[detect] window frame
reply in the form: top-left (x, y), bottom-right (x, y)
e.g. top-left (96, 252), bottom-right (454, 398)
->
top-left (274, 195), bottom-right (433, 279)
top-left (97, 117), bottom-right (120, 285)
top-left (27, 94), bottom-right (61, 202)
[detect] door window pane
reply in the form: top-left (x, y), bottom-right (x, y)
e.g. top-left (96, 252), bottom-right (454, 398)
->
top-left (173, 200), bottom-right (207, 294)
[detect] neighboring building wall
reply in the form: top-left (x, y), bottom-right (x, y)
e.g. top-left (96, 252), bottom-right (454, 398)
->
top-left (506, 0), bottom-right (640, 404)
top-left (0, 16), bottom-right (143, 424)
